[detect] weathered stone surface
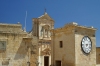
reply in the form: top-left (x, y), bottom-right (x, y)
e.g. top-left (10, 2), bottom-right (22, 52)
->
top-left (32, 12), bottom-right (54, 66)
top-left (51, 23), bottom-right (97, 66)
top-left (0, 13), bottom-right (99, 66)
top-left (96, 47), bottom-right (100, 64)
top-left (0, 23), bottom-right (38, 66)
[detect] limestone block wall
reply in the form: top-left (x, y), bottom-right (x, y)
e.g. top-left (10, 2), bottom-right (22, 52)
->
top-left (75, 27), bottom-right (96, 66)
top-left (75, 34), bottom-right (96, 66)
top-left (0, 33), bottom-right (29, 66)
top-left (0, 23), bottom-right (23, 33)
top-left (96, 47), bottom-right (100, 64)
top-left (51, 29), bottom-right (75, 66)
top-left (0, 33), bottom-right (38, 66)
top-left (0, 23), bottom-right (39, 66)
top-left (51, 23), bottom-right (96, 66)
top-left (96, 64), bottom-right (100, 66)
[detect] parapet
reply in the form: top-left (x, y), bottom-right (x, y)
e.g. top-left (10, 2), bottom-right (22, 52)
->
top-left (0, 23), bottom-right (26, 34)
top-left (67, 22), bottom-right (78, 25)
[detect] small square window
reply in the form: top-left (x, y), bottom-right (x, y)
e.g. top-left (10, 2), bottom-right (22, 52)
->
top-left (59, 41), bottom-right (63, 48)
top-left (0, 41), bottom-right (6, 50)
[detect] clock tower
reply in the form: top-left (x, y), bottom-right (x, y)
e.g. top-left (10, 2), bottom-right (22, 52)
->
top-left (51, 22), bottom-right (96, 66)
top-left (74, 24), bottom-right (96, 66)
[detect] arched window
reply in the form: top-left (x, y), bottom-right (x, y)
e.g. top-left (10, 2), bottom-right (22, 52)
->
top-left (42, 25), bottom-right (50, 38)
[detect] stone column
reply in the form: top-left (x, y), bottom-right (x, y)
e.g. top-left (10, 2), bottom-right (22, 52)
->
top-left (47, 30), bottom-right (49, 38)
top-left (43, 29), bottom-right (45, 38)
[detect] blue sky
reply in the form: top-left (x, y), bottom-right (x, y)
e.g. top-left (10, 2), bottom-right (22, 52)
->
top-left (0, 0), bottom-right (100, 46)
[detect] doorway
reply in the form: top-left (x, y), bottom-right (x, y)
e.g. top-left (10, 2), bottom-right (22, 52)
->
top-left (56, 60), bottom-right (61, 66)
top-left (44, 56), bottom-right (49, 66)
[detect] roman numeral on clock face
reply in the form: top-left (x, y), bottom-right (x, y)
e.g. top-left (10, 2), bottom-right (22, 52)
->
top-left (84, 37), bottom-right (87, 41)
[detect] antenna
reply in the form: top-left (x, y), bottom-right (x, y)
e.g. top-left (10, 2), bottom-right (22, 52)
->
top-left (24, 11), bottom-right (27, 32)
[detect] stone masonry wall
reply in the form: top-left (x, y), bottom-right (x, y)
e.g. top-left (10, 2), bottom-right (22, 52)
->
top-left (0, 33), bottom-right (28, 66)
top-left (96, 48), bottom-right (100, 64)
top-left (0, 24), bottom-right (38, 66)
top-left (75, 27), bottom-right (96, 66)
top-left (51, 25), bottom-right (75, 66)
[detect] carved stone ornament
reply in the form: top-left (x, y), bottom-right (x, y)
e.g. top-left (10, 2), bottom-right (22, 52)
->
top-left (41, 48), bottom-right (51, 56)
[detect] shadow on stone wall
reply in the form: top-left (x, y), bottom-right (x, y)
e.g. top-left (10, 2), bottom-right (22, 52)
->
top-left (14, 39), bottom-right (37, 60)
top-left (14, 40), bottom-right (29, 60)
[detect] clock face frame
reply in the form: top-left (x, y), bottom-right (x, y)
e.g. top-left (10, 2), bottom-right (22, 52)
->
top-left (81, 36), bottom-right (92, 54)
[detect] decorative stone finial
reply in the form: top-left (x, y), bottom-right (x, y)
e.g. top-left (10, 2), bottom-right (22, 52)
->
top-left (17, 22), bottom-right (20, 24)
top-left (91, 26), bottom-right (94, 28)
top-left (71, 22), bottom-right (78, 25)
top-left (68, 22), bottom-right (78, 25)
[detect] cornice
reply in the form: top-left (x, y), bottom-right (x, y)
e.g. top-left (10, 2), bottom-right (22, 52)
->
top-left (53, 25), bottom-right (75, 33)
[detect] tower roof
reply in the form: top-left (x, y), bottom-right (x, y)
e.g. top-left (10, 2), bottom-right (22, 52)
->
top-left (38, 12), bottom-right (54, 21)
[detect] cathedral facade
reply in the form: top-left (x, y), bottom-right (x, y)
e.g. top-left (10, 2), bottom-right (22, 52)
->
top-left (32, 12), bottom-right (54, 66)
top-left (0, 12), bottom-right (100, 66)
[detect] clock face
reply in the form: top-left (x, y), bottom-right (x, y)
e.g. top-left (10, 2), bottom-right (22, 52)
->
top-left (81, 36), bottom-right (92, 54)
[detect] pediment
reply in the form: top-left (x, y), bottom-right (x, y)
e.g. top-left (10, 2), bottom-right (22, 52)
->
top-left (38, 12), bottom-right (54, 21)
top-left (41, 48), bottom-right (51, 55)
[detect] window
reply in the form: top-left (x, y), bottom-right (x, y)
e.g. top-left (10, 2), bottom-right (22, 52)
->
top-left (59, 41), bottom-right (63, 48)
top-left (0, 41), bottom-right (6, 50)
